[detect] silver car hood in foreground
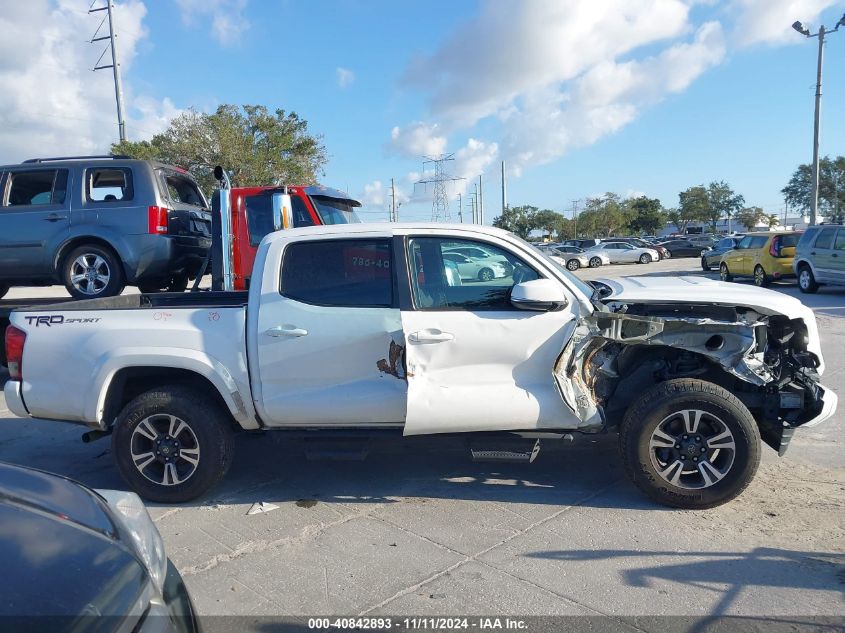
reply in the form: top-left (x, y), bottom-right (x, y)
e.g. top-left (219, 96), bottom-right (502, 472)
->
top-left (596, 275), bottom-right (823, 369)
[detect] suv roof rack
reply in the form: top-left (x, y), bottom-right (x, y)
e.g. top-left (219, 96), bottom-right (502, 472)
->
top-left (22, 154), bottom-right (131, 164)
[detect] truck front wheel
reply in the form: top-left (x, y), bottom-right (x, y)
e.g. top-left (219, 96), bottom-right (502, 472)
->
top-left (619, 378), bottom-right (760, 509)
top-left (112, 387), bottom-right (235, 503)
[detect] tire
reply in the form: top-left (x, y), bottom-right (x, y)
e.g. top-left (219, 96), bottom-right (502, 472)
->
top-left (753, 265), bottom-right (770, 287)
top-left (639, 253), bottom-right (652, 264)
top-left (701, 257), bottom-right (710, 271)
top-left (112, 386), bottom-right (235, 503)
top-left (139, 273), bottom-right (190, 294)
top-left (719, 263), bottom-right (733, 282)
top-left (798, 265), bottom-right (819, 294)
top-left (167, 273), bottom-right (190, 293)
top-left (478, 268), bottom-right (494, 282)
top-left (0, 284), bottom-right (8, 300)
top-left (619, 378), bottom-right (761, 509)
top-left (589, 257), bottom-right (602, 268)
top-left (62, 244), bottom-right (124, 299)
top-left (566, 259), bottom-right (580, 271)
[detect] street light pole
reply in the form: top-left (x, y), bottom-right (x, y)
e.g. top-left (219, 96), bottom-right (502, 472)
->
top-left (793, 14), bottom-right (844, 226)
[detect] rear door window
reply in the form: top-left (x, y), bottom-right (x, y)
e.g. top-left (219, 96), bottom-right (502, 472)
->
top-left (280, 239), bottom-right (393, 307)
top-left (834, 230), bottom-right (845, 251)
top-left (86, 167), bottom-right (133, 202)
top-left (159, 172), bottom-right (206, 208)
top-left (814, 228), bottom-right (836, 249)
top-left (5, 170), bottom-right (68, 206)
top-left (749, 236), bottom-right (769, 249)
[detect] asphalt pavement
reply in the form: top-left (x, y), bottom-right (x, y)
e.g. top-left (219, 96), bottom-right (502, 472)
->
top-left (1, 257), bottom-right (843, 627)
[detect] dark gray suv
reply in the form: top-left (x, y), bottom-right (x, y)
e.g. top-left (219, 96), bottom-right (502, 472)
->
top-left (0, 155), bottom-right (211, 299)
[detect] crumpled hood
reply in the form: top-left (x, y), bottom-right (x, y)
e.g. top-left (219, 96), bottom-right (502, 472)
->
top-left (597, 276), bottom-right (824, 372)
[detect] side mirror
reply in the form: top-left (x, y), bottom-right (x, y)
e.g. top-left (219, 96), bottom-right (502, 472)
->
top-left (272, 192), bottom-right (293, 230)
top-left (510, 278), bottom-right (569, 312)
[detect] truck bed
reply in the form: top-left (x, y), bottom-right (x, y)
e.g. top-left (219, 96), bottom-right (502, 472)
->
top-left (4, 291), bottom-right (248, 314)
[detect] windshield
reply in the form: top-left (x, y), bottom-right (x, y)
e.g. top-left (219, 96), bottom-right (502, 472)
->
top-left (310, 196), bottom-right (362, 225)
top-left (511, 234), bottom-right (595, 299)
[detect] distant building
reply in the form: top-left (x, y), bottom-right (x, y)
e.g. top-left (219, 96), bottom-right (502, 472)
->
top-left (658, 213), bottom-right (822, 237)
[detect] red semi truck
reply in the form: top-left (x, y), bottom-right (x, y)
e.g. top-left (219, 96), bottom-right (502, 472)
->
top-left (209, 168), bottom-right (363, 291)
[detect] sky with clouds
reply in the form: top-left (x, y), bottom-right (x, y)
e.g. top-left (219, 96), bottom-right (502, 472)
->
top-left (0, 0), bottom-right (843, 222)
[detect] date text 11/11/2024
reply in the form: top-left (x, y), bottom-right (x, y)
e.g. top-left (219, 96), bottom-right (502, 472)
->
top-left (307, 617), bottom-right (528, 630)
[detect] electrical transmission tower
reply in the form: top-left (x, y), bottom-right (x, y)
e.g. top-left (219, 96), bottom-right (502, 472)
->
top-left (90, 0), bottom-right (127, 142)
top-left (414, 154), bottom-right (464, 221)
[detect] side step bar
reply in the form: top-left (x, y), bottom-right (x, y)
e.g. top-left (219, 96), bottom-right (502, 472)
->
top-left (471, 439), bottom-right (541, 463)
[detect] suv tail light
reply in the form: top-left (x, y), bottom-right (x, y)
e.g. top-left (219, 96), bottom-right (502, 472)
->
top-left (770, 237), bottom-right (781, 258)
top-left (148, 206), bottom-right (169, 234)
top-left (5, 325), bottom-right (26, 381)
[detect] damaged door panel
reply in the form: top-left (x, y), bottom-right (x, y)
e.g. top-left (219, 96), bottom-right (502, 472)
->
top-left (402, 309), bottom-right (581, 436)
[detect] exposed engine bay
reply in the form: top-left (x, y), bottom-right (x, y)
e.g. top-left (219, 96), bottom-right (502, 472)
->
top-left (554, 282), bottom-right (826, 455)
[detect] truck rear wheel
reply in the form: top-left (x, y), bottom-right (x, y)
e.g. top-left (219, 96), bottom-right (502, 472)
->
top-left (619, 378), bottom-right (760, 509)
top-left (112, 386), bottom-right (235, 503)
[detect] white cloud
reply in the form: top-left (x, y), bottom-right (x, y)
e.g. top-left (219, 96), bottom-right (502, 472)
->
top-left (388, 121), bottom-right (447, 158)
top-left (336, 67), bottom-right (355, 88)
top-left (728, 0), bottom-right (844, 47)
top-left (393, 0), bottom-right (731, 176)
top-left (0, 0), bottom-right (177, 164)
top-left (360, 180), bottom-right (385, 206)
top-left (175, 0), bottom-right (249, 47)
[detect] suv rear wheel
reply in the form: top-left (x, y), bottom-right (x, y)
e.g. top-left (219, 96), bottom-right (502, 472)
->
top-left (112, 386), bottom-right (235, 503)
top-left (62, 244), bottom-right (124, 299)
top-left (798, 265), bottom-right (819, 294)
top-left (619, 378), bottom-right (761, 509)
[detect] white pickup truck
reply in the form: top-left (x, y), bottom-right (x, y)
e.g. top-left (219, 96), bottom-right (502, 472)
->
top-left (4, 224), bottom-right (836, 508)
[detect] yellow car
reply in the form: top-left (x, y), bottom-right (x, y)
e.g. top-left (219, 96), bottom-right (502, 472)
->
top-left (719, 232), bottom-right (802, 287)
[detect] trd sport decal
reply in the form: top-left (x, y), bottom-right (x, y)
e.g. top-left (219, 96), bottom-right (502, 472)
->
top-left (24, 315), bottom-right (101, 327)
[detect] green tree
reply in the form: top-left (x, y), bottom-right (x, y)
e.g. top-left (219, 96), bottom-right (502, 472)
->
top-left (532, 209), bottom-right (564, 239)
top-left (553, 215), bottom-right (575, 240)
top-left (112, 105), bottom-right (327, 194)
top-left (707, 181), bottom-right (745, 231)
top-left (782, 156), bottom-right (845, 223)
top-left (666, 209), bottom-right (681, 232)
top-left (767, 214), bottom-right (780, 229)
top-left (735, 206), bottom-right (767, 231)
top-left (492, 205), bottom-right (537, 239)
top-left (627, 196), bottom-right (666, 234)
top-left (677, 186), bottom-right (711, 233)
top-left (581, 193), bottom-right (628, 237)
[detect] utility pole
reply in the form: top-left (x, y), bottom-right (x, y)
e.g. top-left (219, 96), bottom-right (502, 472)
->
top-left (478, 174), bottom-right (484, 224)
top-left (501, 160), bottom-right (508, 215)
top-left (792, 14), bottom-right (845, 226)
top-left (457, 193), bottom-right (463, 223)
top-left (390, 178), bottom-right (397, 222)
top-left (571, 200), bottom-right (580, 239)
top-left (90, 0), bottom-right (127, 142)
top-left (468, 189), bottom-right (478, 224)
top-left (784, 197), bottom-right (789, 229)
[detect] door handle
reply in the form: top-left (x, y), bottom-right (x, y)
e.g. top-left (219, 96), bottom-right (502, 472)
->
top-left (409, 329), bottom-right (454, 343)
top-left (833, 253), bottom-right (839, 258)
top-left (266, 325), bottom-right (308, 338)
top-left (44, 214), bottom-right (66, 222)
top-left (811, 252), bottom-right (816, 255)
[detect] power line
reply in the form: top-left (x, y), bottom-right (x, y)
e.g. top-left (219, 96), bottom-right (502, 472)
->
top-left (414, 153), bottom-right (465, 222)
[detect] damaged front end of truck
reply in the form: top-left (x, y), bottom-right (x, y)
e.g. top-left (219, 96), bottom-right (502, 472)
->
top-left (555, 294), bottom-right (832, 456)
